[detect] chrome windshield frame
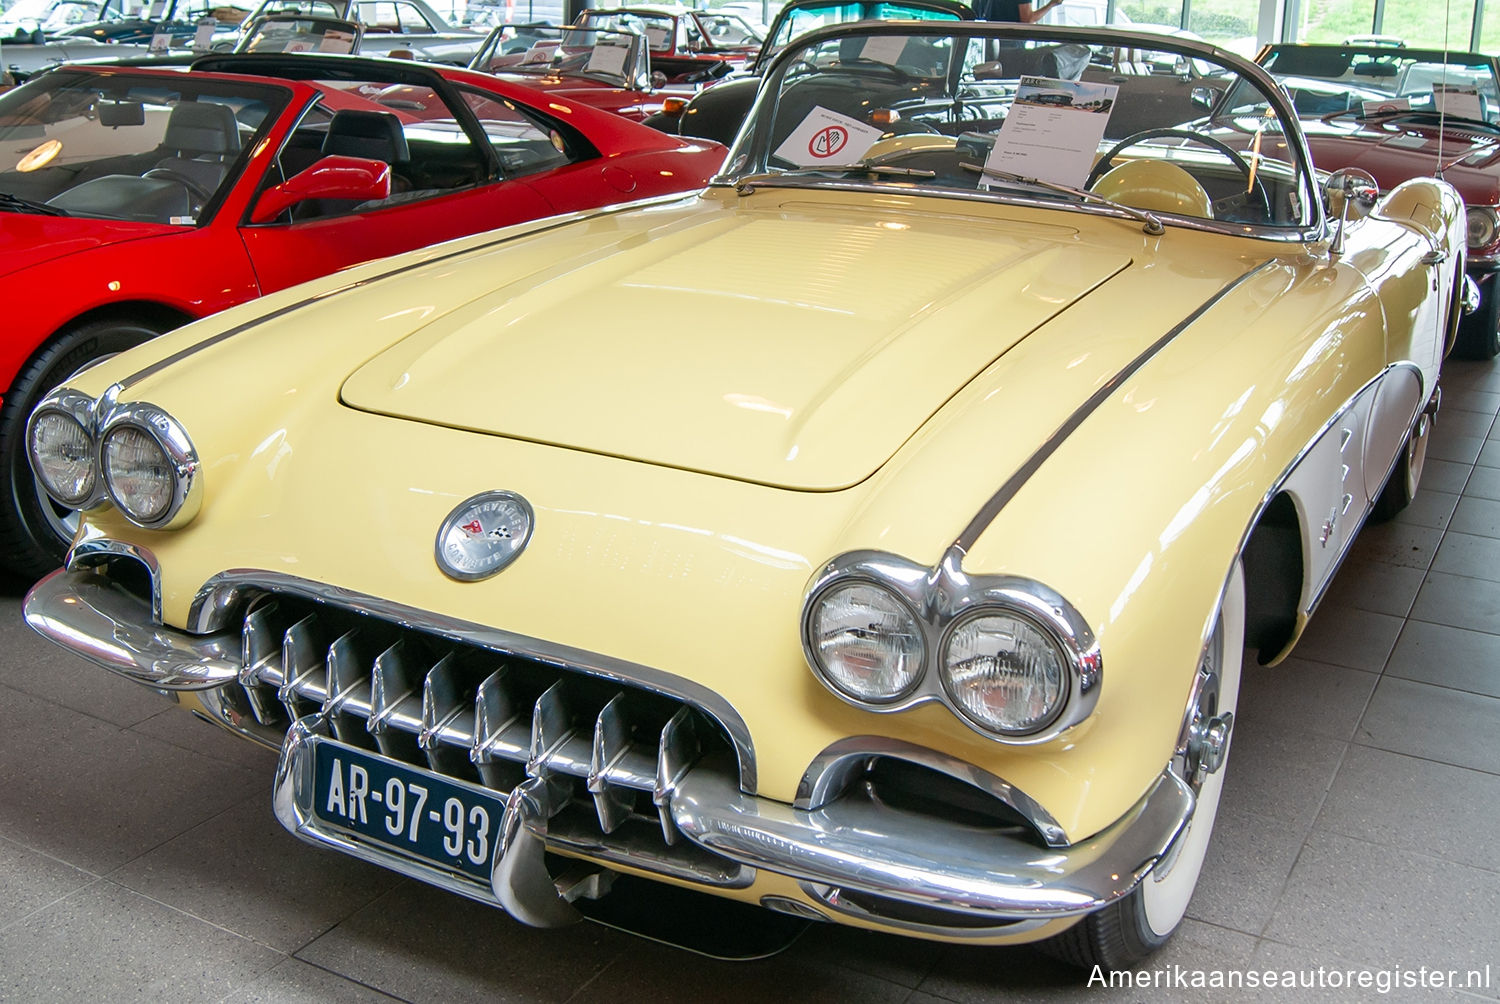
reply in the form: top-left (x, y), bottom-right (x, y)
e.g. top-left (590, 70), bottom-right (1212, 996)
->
top-left (712, 20), bottom-right (1328, 243)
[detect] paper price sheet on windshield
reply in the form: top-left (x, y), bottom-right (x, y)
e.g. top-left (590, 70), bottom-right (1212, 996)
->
top-left (1434, 83), bottom-right (1483, 120)
top-left (585, 35), bottom-right (631, 76)
top-left (983, 76), bottom-right (1119, 190)
top-left (773, 106), bottom-right (884, 167)
top-left (320, 28), bottom-right (356, 53)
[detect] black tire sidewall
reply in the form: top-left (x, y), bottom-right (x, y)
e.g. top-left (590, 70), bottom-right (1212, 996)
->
top-left (0, 321), bottom-right (159, 579)
top-left (1457, 274), bottom-right (1500, 360)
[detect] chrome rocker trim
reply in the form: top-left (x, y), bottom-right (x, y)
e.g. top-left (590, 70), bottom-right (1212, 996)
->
top-left (670, 766), bottom-right (1193, 922)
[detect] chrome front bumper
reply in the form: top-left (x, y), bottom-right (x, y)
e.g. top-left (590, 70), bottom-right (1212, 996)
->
top-left (25, 566), bottom-right (1196, 932)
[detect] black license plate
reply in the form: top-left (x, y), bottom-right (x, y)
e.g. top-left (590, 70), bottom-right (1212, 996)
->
top-left (312, 741), bottom-right (506, 883)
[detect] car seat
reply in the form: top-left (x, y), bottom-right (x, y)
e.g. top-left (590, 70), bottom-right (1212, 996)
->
top-left (143, 101), bottom-right (242, 202)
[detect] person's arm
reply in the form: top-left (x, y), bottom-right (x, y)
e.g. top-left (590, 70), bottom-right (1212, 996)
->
top-left (1017, 0), bottom-right (1063, 22)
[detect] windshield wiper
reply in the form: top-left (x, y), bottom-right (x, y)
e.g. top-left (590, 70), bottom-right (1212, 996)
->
top-left (735, 155), bottom-right (938, 193)
top-left (0, 191), bottom-right (68, 216)
top-left (959, 162), bottom-right (1165, 236)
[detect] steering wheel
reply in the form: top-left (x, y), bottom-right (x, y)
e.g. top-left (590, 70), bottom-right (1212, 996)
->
top-left (830, 56), bottom-right (913, 83)
top-left (142, 167), bottom-right (214, 203)
top-left (1086, 127), bottom-right (1269, 218)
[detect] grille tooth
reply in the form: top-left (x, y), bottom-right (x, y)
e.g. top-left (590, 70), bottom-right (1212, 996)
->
top-left (419, 654), bottom-right (478, 777)
top-left (325, 630), bottom-right (376, 749)
top-left (589, 695), bottom-right (636, 834)
top-left (240, 600), bottom-right (287, 726)
top-left (655, 708), bottom-right (701, 846)
top-left (279, 615), bottom-right (327, 720)
top-left (419, 654), bottom-right (470, 750)
top-left (368, 639), bottom-right (423, 758)
top-left (472, 667), bottom-right (529, 788)
top-left (528, 682), bottom-right (574, 777)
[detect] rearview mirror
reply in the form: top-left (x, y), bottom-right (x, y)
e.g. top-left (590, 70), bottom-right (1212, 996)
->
top-left (98, 101), bottom-right (145, 127)
top-left (249, 155), bottom-right (391, 224)
top-left (1190, 85), bottom-right (1221, 110)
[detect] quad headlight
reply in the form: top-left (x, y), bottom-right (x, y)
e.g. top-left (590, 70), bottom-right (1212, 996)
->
top-left (25, 389), bottom-right (202, 531)
top-left (97, 403), bottom-right (201, 529)
top-left (27, 393), bottom-right (97, 507)
top-left (802, 552), bottom-right (1100, 744)
top-left (807, 580), bottom-right (924, 702)
top-left (941, 610), bottom-right (1068, 736)
top-left (1467, 206), bottom-right (1499, 252)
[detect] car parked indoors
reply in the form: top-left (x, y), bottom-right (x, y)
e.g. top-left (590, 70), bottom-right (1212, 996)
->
top-left (21, 22), bottom-right (1465, 972)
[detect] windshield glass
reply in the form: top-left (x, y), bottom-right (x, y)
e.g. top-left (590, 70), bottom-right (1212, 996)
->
top-left (724, 24), bottom-right (1316, 233)
top-left (574, 9), bottom-right (675, 51)
top-left (1254, 46), bottom-right (1500, 124)
top-left (237, 15), bottom-right (359, 50)
top-left (471, 26), bottom-right (645, 86)
top-left (768, 2), bottom-right (960, 56)
top-left (0, 70), bottom-right (287, 224)
top-left (692, 11), bottom-right (760, 48)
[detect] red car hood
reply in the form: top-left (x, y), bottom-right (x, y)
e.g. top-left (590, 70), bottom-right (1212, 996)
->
top-left (1302, 121), bottom-right (1500, 206)
top-left (0, 213), bottom-right (177, 278)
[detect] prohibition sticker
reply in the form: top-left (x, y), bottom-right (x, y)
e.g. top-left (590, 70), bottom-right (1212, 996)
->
top-left (1361, 97), bottom-right (1409, 117)
top-left (809, 125), bottom-right (847, 159)
top-left (772, 106), bottom-right (882, 168)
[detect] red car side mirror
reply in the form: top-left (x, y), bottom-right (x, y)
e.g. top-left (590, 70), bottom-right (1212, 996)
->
top-left (249, 155), bottom-right (392, 225)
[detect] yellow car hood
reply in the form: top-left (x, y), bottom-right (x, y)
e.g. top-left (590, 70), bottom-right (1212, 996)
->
top-left (340, 203), bottom-right (1130, 491)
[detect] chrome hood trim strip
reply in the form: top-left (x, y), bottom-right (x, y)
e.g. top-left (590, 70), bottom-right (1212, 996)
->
top-left (949, 260), bottom-right (1275, 556)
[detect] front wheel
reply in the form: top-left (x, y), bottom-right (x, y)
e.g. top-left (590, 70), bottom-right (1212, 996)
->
top-left (1456, 274), bottom-right (1500, 360)
top-left (1042, 563), bottom-right (1245, 969)
top-left (0, 320), bottom-right (161, 579)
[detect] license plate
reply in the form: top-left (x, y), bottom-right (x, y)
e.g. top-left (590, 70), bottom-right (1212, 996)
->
top-left (312, 741), bottom-right (506, 884)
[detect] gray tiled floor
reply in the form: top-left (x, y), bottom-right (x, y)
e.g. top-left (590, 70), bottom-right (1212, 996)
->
top-left (5, 362), bottom-right (1500, 1002)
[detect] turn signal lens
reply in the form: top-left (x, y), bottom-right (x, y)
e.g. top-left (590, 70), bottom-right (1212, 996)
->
top-left (942, 611), bottom-right (1067, 735)
top-left (809, 581), bottom-right (924, 702)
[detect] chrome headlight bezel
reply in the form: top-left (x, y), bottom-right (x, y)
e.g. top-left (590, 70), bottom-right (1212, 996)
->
top-left (96, 401), bottom-right (202, 530)
top-left (26, 387), bottom-right (105, 509)
top-left (800, 551), bottom-right (1102, 745)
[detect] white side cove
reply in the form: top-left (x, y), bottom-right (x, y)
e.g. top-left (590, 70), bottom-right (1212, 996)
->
top-left (1282, 364), bottom-right (1423, 614)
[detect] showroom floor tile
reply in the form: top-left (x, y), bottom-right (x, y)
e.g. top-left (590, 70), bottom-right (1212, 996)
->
top-left (4, 356), bottom-right (1500, 1001)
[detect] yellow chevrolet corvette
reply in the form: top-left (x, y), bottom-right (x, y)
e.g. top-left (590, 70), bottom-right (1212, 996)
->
top-left (22, 23), bottom-right (1469, 968)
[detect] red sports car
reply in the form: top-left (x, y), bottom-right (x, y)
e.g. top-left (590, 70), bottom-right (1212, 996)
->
top-left (1249, 44), bottom-right (1500, 358)
top-left (0, 52), bottom-right (726, 578)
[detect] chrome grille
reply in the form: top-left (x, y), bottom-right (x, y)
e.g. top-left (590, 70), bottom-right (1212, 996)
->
top-left (230, 592), bottom-right (747, 886)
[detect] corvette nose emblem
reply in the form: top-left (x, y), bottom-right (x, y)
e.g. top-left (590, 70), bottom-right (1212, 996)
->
top-left (435, 491), bottom-right (534, 581)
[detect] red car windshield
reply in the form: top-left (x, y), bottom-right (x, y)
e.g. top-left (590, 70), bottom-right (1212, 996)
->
top-left (0, 70), bottom-right (289, 224)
